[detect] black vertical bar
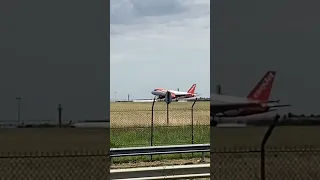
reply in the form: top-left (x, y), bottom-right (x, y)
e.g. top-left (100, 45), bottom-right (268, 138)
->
top-left (167, 103), bottom-right (169, 125)
top-left (151, 97), bottom-right (156, 161)
top-left (191, 106), bottom-right (194, 144)
top-left (58, 104), bottom-right (62, 127)
top-left (17, 99), bottom-right (20, 126)
top-left (16, 97), bottom-right (21, 126)
top-left (261, 114), bottom-right (280, 180)
top-left (261, 146), bottom-right (265, 180)
top-left (216, 84), bottom-right (221, 94)
top-left (191, 98), bottom-right (198, 144)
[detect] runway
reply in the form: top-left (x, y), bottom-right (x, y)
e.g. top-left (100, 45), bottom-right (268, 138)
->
top-left (71, 120), bottom-right (110, 128)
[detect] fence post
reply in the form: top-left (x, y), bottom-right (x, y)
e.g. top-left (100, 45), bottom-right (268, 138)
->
top-left (261, 114), bottom-right (280, 180)
top-left (191, 98), bottom-right (198, 144)
top-left (58, 104), bottom-right (62, 127)
top-left (150, 97), bottom-right (156, 161)
top-left (166, 102), bottom-right (169, 125)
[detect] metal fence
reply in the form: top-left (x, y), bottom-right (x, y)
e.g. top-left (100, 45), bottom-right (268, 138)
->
top-left (0, 150), bottom-right (110, 180)
top-left (211, 114), bottom-right (320, 180)
top-left (110, 103), bottom-right (210, 148)
top-left (211, 147), bottom-right (320, 180)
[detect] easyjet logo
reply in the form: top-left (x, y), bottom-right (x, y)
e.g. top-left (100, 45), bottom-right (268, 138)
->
top-left (253, 73), bottom-right (275, 99)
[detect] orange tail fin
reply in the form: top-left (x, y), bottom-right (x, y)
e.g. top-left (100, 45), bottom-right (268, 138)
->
top-left (247, 71), bottom-right (276, 101)
top-left (187, 84), bottom-right (196, 94)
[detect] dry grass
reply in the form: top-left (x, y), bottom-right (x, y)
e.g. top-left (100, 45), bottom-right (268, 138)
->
top-left (211, 150), bottom-right (320, 180)
top-left (0, 155), bottom-right (109, 180)
top-left (210, 126), bottom-right (320, 148)
top-left (111, 157), bottom-right (210, 169)
top-left (0, 128), bottom-right (109, 152)
top-left (210, 126), bottom-right (320, 179)
top-left (110, 101), bottom-right (209, 110)
top-left (0, 128), bottom-right (110, 180)
top-left (110, 101), bottom-right (210, 128)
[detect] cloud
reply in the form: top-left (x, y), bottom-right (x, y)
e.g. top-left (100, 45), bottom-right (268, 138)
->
top-left (110, 0), bottom-right (210, 100)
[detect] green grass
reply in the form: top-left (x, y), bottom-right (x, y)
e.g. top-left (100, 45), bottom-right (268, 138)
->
top-left (110, 101), bottom-right (210, 163)
top-left (111, 125), bottom-right (209, 147)
top-left (110, 125), bottom-right (209, 163)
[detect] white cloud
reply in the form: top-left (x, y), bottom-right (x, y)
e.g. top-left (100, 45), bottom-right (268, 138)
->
top-left (110, 0), bottom-right (210, 100)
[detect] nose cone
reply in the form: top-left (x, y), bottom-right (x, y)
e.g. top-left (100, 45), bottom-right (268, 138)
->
top-left (151, 91), bottom-right (157, 95)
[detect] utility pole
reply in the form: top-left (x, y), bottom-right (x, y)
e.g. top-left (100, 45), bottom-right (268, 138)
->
top-left (128, 94), bottom-right (130, 101)
top-left (58, 104), bottom-right (62, 127)
top-left (216, 84), bottom-right (222, 94)
top-left (16, 97), bottom-right (21, 126)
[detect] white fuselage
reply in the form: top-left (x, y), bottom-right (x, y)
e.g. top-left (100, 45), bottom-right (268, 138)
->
top-left (168, 90), bottom-right (189, 95)
top-left (151, 89), bottom-right (191, 97)
top-left (210, 93), bottom-right (251, 104)
top-left (211, 93), bottom-right (269, 117)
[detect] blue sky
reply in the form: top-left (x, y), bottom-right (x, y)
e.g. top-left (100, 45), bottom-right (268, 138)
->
top-left (110, 0), bottom-right (210, 101)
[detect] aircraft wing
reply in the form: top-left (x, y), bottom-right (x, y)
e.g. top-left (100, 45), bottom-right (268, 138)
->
top-left (266, 104), bottom-right (291, 108)
top-left (211, 101), bottom-right (273, 115)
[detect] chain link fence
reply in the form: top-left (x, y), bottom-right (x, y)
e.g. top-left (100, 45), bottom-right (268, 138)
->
top-left (211, 147), bottom-right (320, 180)
top-left (110, 107), bottom-right (210, 148)
top-left (0, 151), bottom-right (110, 180)
top-left (211, 114), bottom-right (320, 180)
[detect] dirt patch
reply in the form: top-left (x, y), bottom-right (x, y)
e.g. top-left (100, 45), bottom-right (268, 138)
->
top-left (111, 157), bottom-right (210, 169)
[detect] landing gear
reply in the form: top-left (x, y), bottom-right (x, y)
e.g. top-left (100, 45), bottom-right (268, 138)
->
top-left (210, 114), bottom-right (218, 126)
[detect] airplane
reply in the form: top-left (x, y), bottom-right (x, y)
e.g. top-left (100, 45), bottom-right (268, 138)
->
top-left (211, 71), bottom-right (290, 118)
top-left (151, 84), bottom-right (200, 100)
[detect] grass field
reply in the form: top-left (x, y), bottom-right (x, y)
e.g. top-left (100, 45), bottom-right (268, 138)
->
top-left (210, 126), bottom-right (320, 180)
top-left (110, 126), bottom-right (210, 147)
top-left (211, 126), bottom-right (320, 148)
top-left (110, 101), bottom-right (210, 147)
top-left (210, 126), bottom-right (320, 179)
top-left (110, 101), bottom-right (209, 110)
top-left (112, 125), bottom-right (320, 165)
top-left (110, 125), bottom-right (210, 164)
top-left (1, 125), bottom-right (320, 178)
top-left (110, 101), bottom-right (210, 148)
top-left (110, 101), bottom-right (210, 164)
top-left (0, 128), bottom-right (109, 179)
top-left (0, 128), bottom-right (109, 152)
top-left (211, 150), bottom-right (320, 180)
top-left (110, 101), bottom-right (210, 127)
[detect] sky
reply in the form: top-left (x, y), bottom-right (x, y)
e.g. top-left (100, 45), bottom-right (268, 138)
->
top-left (0, 0), bottom-right (109, 121)
top-left (110, 0), bottom-right (210, 101)
top-left (212, 0), bottom-right (320, 115)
